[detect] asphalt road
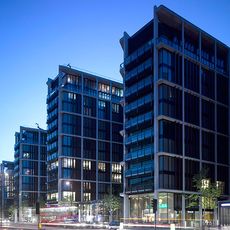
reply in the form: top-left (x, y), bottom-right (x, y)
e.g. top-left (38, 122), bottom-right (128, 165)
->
top-left (1, 223), bottom-right (230, 230)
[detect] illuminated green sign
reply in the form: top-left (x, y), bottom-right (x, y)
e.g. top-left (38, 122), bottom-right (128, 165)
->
top-left (159, 203), bottom-right (167, 209)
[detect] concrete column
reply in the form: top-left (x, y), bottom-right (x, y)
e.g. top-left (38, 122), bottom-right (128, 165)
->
top-left (214, 40), bottom-right (218, 226)
top-left (153, 5), bottom-right (159, 223)
top-left (228, 46), bottom-right (230, 196)
top-left (37, 128), bottom-right (41, 201)
top-left (181, 20), bottom-right (186, 227)
top-left (96, 77), bottom-right (99, 200)
top-left (122, 22), bottom-right (129, 223)
top-left (199, 30), bottom-right (203, 229)
top-left (19, 128), bottom-right (23, 222)
top-left (58, 86), bottom-right (62, 203)
top-left (81, 73), bottom-right (84, 203)
top-left (123, 194), bottom-right (130, 223)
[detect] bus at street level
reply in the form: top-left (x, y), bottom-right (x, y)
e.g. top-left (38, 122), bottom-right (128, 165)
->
top-left (40, 206), bottom-right (79, 223)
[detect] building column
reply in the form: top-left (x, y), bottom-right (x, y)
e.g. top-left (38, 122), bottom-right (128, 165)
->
top-left (214, 40), bottom-right (218, 226)
top-left (58, 87), bottom-right (63, 203)
top-left (153, 5), bottom-right (159, 223)
top-left (181, 19), bottom-right (186, 227)
top-left (123, 194), bottom-right (130, 223)
top-left (198, 30), bottom-right (203, 229)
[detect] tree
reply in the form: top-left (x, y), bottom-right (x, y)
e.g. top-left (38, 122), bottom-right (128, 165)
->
top-left (101, 194), bottom-right (121, 222)
top-left (187, 169), bottom-right (222, 225)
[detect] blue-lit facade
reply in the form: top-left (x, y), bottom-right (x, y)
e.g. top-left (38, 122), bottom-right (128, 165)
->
top-left (121, 5), bottom-right (230, 227)
top-left (46, 66), bottom-right (123, 221)
top-left (14, 126), bottom-right (47, 222)
top-left (0, 161), bottom-right (14, 221)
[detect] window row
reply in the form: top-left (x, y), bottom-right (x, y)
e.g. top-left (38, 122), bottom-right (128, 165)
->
top-left (158, 48), bottom-right (229, 104)
top-left (159, 119), bottom-right (229, 163)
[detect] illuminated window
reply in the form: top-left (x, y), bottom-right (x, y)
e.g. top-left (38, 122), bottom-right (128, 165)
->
top-left (98, 162), bottom-right (106, 172)
top-left (62, 158), bottom-right (76, 168)
top-left (83, 160), bottom-right (91, 170)
top-left (112, 86), bottom-right (123, 97)
top-left (201, 179), bottom-right (210, 189)
top-left (63, 191), bottom-right (75, 201)
top-left (67, 74), bottom-right (81, 86)
top-left (23, 153), bottom-right (30, 158)
top-left (112, 103), bottom-right (119, 113)
top-left (112, 174), bottom-right (122, 183)
top-left (83, 182), bottom-right (91, 190)
top-left (112, 163), bottom-right (122, 173)
top-left (216, 181), bottom-right (224, 194)
top-left (83, 192), bottom-right (91, 201)
top-left (98, 100), bottom-right (106, 109)
top-left (50, 193), bottom-right (58, 201)
top-left (98, 83), bottom-right (110, 93)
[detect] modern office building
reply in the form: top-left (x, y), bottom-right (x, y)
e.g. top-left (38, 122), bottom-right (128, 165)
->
top-left (120, 5), bottom-right (229, 227)
top-left (14, 126), bottom-right (47, 222)
top-left (46, 65), bottom-right (123, 221)
top-left (0, 161), bottom-right (14, 221)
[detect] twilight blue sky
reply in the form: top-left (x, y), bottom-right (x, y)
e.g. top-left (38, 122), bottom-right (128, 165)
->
top-left (0, 0), bottom-right (229, 162)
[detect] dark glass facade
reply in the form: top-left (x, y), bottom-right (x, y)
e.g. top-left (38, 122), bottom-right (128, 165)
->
top-left (121, 5), bottom-right (230, 227)
top-left (14, 127), bottom-right (47, 222)
top-left (46, 66), bottom-right (123, 212)
top-left (0, 161), bottom-right (14, 221)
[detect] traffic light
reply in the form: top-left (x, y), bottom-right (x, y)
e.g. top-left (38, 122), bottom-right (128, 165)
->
top-left (36, 201), bottom-right (40, 214)
top-left (151, 199), bottom-right (157, 213)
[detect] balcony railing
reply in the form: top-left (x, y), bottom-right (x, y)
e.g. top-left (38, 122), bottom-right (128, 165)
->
top-left (125, 111), bottom-right (153, 130)
top-left (126, 183), bottom-right (153, 193)
top-left (125, 165), bottom-right (154, 177)
top-left (125, 75), bottom-right (152, 98)
top-left (157, 36), bottom-right (182, 52)
top-left (125, 93), bottom-right (152, 114)
top-left (124, 39), bottom-right (153, 66)
top-left (125, 58), bottom-right (152, 82)
top-left (83, 87), bottom-right (97, 97)
top-left (125, 128), bottom-right (154, 145)
top-left (62, 83), bottom-right (82, 93)
top-left (125, 145), bottom-right (153, 161)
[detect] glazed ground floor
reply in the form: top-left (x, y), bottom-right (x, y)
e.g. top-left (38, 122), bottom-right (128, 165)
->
top-left (16, 202), bottom-right (121, 223)
top-left (123, 192), bottom-right (219, 228)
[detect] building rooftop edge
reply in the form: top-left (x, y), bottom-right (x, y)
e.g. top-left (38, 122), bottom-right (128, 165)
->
top-left (123, 4), bottom-right (229, 49)
top-left (157, 4), bottom-right (229, 49)
top-left (58, 65), bottom-right (123, 86)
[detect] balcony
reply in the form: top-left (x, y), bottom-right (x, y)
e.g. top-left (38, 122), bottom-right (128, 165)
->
top-left (125, 58), bottom-right (152, 84)
top-left (83, 87), bottom-right (97, 97)
top-left (125, 111), bottom-right (153, 130)
top-left (47, 88), bottom-right (58, 103)
top-left (126, 182), bottom-right (153, 194)
top-left (120, 62), bottom-right (125, 77)
top-left (62, 83), bottom-right (82, 93)
top-left (125, 165), bottom-right (154, 177)
top-left (157, 36), bottom-right (182, 52)
top-left (184, 48), bottom-right (200, 62)
top-left (125, 128), bottom-right (154, 145)
top-left (125, 75), bottom-right (152, 99)
top-left (124, 40), bottom-right (153, 68)
top-left (125, 93), bottom-right (153, 115)
top-left (125, 145), bottom-right (153, 161)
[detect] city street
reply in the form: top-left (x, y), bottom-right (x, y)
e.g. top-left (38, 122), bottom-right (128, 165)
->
top-left (1, 222), bottom-right (230, 230)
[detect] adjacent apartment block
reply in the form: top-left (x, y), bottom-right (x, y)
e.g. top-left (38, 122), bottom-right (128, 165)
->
top-left (120, 5), bottom-right (229, 227)
top-left (0, 161), bottom-right (14, 221)
top-left (14, 126), bottom-right (47, 222)
top-left (46, 65), bottom-right (123, 221)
